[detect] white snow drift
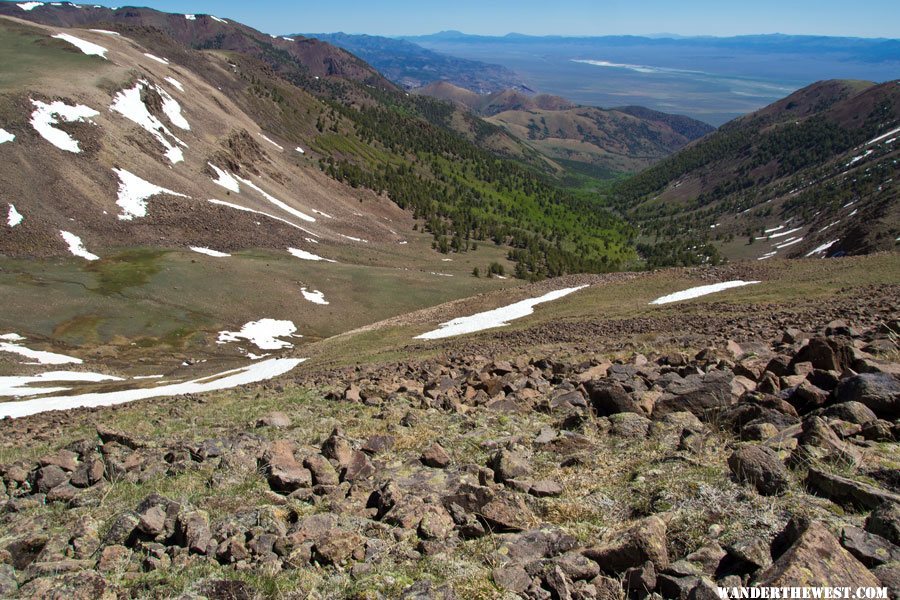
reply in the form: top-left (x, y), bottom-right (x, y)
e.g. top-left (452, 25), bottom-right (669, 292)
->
top-left (0, 358), bottom-right (305, 419)
top-left (1, 371), bottom-right (123, 398)
top-left (416, 286), bottom-right (589, 340)
top-left (0, 334), bottom-right (82, 365)
top-left (30, 99), bottom-right (99, 153)
top-left (232, 174), bottom-right (316, 223)
top-left (288, 248), bottom-right (336, 263)
top-left (7, 204), bottom-right (23, 227)
top-left (300, 287), bottom-right (329, 305)
top-left (0, 128), bottom-right (14, 144)
top-left (113, 168), bottom-right (188, 220)
top-left (60, 230), bottom-right (99, 261)
top-left (52, 33), bottom-right (108, 59)
top-left (208, 163), bottom-right (240, 193)
top-left (190, 247), bottom-right (230, 258)
top-left (218, 319), bottom-right (299, 350)
top-left (110, 80), bottom-right (188, 163)
top-left (649, 281), bottom-right (760, 305)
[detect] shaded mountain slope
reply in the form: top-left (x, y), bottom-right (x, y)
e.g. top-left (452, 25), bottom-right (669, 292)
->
top-left (612, 79), bottom-right (900, 265)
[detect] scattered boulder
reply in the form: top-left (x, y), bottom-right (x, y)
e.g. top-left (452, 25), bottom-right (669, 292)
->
top-left (754, 521), bottom-right (881, 588)
top-left (584, 516), bottom-right (669, 574)
top-left (834, 373), bottom-right (900, 419)
top-left (840, 526), bottom-right (900, 567)
top-left (421, 443), bottom-right (451, 468)
top-left (806, 468), bottom-right (900, 510)
top-left (866, 502), bottom-right (900, 546)
top-left (255, 412), bottom-right (291, 428)
top-left (264, 440), bottom-right (311, 493)
top-left (727, 445), bottom-right (791, 496)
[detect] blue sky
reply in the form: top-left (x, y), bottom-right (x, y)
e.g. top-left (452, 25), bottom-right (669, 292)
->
top-left (25, 1), bottom-right (900, 38)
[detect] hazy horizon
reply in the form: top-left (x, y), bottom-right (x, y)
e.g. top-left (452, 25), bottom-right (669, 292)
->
top-left (7, 0), bottom-right (898, 39)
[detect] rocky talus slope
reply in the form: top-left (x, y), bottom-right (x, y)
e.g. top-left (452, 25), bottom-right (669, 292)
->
top-left (0, 302), bottom-right (898, 598)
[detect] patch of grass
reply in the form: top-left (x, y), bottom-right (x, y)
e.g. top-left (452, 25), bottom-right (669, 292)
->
top-left (87, 249), bottom-right (167, 296)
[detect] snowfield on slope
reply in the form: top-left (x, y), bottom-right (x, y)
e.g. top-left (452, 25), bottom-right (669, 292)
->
top-left (113, 168), bottom-right (188, 220)
top-left (60, 230), bottom-right (99, 261)
top-left (1, 371), bottom-right (123, 398)
top-left (111, 80), bottom-right (188, 163)
top-left (190, 247), bottom-right (231, 258)
top-left (218, 319), bottom-right (299, 350)
top-left (30, 99), bottom-right (98, 153)
top-left (0, 128), bottom-right (14, 144)
top-left (7, 204), bottom-right (23, 227)
top-left (416, 286), bottom-right (589, 340)
top-left (300, 288), bottom-right (329, 305)
top-left (51, 33), bottom-right (108, 59)
top-left (0, 333), bottom-right (82, 365)
top-left (0, 358), bottom-right (305, 419)
top-left (288, 248), bottom-right (336, 263)
top-left (649, 281), bottom-right (760, 305)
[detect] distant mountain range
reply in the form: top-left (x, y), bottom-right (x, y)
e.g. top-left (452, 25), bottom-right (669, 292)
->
top-left (401, 32), bottom-right (900, 125)
top-left (300, 32), bottom-right (526, 93)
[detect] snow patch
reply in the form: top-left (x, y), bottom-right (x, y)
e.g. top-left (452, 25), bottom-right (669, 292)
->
top-left (864, 125), bottom-right (900, 147)
top-left (1, 371), bottom-right (122, 398)
top-left (30, 99), bottom-right (98, 153)
top-left (60, 230), bottom-right (99, 260)
top-left (757, 226), bottom-right (802, 240)
top-left (0, 358), bottom-right (304, 419)
top-left (288, 247), bottom-right (336, 263)
top-left (184, 14), bottom-right (196, 20)
top-left (7, 204), bottom-right (23, 227)
top-left (775, 237), bottom-right (803, 249)
top-left (52, 33), bottom-right (107, 58)
top-left (0, 128), bottom-right (15, 144)
top-left (300, 287), bottom-right (329, 305)
top-left (164, 76), bottom-right (185, 92)
top-left (190, 247), bottom-right (230, 258)
top-left (0, 337), bottom-right (82, 365)
top-left (416, 286), bottom-right (589, 340)
top-left (207, 199), bottom-right (318, 236)
top-left (649, 281), bottom-right (760, 305)
top-left (17, 2), bottom-right (43, 11)
top-left (89, 29), bottom-right (120, 36)
top-left (210, 15), bottom-right (227, 23)
top-left (218, 319), bottom-right (298, 350)
top-left (339, 234), bottom-right (368, 243)
top-left (208, 163), bottom-right (240, 193)
top-left (258, 133), bottom-right (283, 151)
top-left (232, 174), bottom-right (316, 222)
top-left (143, 53), bottom-right (169, 65)
top-left (296, 146), bottom-right (305, 154)
top-left (805, 240), bottom-right (839, 257)
top-left (110, 80), bottom-right (188, 163)
top-left (113, 168), bottom-right (188, 220)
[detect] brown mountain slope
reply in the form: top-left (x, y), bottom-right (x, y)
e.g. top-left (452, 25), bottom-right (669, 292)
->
top-left (614, 79), bottom-right (900, 263)
top-left (418, 81), bottom-right (714, 176)
top-left (0, 3), bottom-right (392, 87)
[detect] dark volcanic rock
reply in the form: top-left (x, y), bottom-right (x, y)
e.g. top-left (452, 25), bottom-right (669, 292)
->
top-left (727, 445), bottom-right (791, 496)
top-left (584, 516), bottom-right (669, 574)
top-left (754, 521), bottom-right (880, 588)
top-left (806, 468), bottom-right (900, 510)
top-left (834, 373), bottom-right (900, 419)
top-left (840, 525), bottom-right (900, 567)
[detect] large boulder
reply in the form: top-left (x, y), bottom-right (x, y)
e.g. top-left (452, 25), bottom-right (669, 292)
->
top-left (652, 371), bottom-right (736, 421)
top-left (866, 502), bottom-right (900, 546)
top-left (727, 445), bottom-right (791, 496)
top-left (833, 373), bottom-right (900, 420)
top-left (755, 521), bottom-right (880, 588)
top-left (806, 468), bottom-right (900, 510)
top-left (584, 516), bottom-right (669, 574)
top-left (586, 381), bottom-right (643, 416)
top-left (263, 440), bottom-right (312, 493)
